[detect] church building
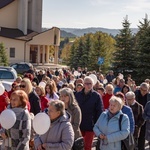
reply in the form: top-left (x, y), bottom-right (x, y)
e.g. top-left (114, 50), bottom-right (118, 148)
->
top-left (0, 0), bottom-right (60, 64)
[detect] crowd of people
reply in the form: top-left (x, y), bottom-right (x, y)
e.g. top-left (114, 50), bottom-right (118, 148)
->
top-left (0, 66), bottom-right (150, 150)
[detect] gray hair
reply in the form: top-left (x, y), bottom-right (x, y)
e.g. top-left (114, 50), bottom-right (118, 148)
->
top-left (109, 96), bottom-right (123, 110)
top-left (125, 91), bottom-right (135, 99)
top-left (59, 88), bottom-right (78, 109)
top-left (140, 82), bottom-right (149, 89)
top-left (84, 76), bottom-right (94, 85)
top-left (49, 100), bottom-right (65, 116)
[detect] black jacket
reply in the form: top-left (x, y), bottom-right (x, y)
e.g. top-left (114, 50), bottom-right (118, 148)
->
top-left (28, 89), bottom-right (41, 115)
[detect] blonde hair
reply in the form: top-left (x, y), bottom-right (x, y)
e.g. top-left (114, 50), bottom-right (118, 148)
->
top-left (109, 96), bottom-right (123, 110)
top-left (36, 86), bottom-right (45, 96)
top-left (21, 78), bottom-right (33, 95)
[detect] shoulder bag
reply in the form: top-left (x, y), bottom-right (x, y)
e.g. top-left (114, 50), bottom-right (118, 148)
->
top-left (119, 114), bottom-right (135, 150)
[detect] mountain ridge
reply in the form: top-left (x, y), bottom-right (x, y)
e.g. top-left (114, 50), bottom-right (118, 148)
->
top-left (42, 27), bottom-right (138, 37)
top-left (60, 27), bottom-right (138, 37)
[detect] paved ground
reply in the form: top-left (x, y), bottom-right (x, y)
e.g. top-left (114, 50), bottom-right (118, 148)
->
top-left (33, 63), bottom-right (69, 70)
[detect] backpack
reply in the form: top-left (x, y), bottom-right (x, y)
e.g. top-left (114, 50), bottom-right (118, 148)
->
top-left (119, 114), bottom-right (135, 150)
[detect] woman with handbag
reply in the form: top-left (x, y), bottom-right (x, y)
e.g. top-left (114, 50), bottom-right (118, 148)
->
top-left (59, 88), bottom-right (84, 150)
top-left (93, 96), bottom-right (130, 150)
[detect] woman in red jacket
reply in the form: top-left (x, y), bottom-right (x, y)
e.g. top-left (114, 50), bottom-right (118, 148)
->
top-left (102, 84), bottom-right (114, 110)
top-left (35, 85), bottom-right (49, 111)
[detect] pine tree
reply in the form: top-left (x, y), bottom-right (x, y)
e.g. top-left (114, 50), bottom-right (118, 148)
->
top-left (80, 34), bottom-right (91, 68)
top-left (134, 15), bottom-right (150, 82)
top-left (0, 42), bottom-right (8, 66)
top-left (88, 32), bottom-right (105, 71)
top-left (113, 16), bottom-right (135, 76)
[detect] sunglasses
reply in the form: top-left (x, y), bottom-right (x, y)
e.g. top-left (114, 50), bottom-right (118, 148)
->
top-left (20, 85), bottom-right (26, 88)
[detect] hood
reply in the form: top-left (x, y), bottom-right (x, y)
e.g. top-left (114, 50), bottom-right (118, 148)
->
top-left (51, 111), bottom-right (71, 125)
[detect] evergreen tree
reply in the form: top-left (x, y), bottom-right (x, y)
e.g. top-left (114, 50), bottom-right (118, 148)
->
top-left (69, 32), bottom-right (116, 72)
top-left (113, 16), bottom-right (135, 76)
top-left (134, 15), bottom-right (150, 82)
top-left (69, 43), bottom-right (76, 69)
top-left (88, 32), bottom-right (105, 71)
top-left (0, 42), bottom-right (8, 66)
top-left (76, 38), bottom-right (85, 68)
top-left (80, 34), bottom-right (91, 68)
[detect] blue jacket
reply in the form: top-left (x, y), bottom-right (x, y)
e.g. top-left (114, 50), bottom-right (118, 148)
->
top-left (122, 105), bottom-right (135, 133)
top-left (93, 110), bottom-right (130, 150)
top-left (75, 89), bottom-right (104, 131)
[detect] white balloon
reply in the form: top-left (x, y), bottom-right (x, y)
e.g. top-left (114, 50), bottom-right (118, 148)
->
top-left (33, 113), bottom-right (50, 135)
top-left (39, 82), bottom-right (46, 88)
top-left (119, 73), bottom-right (124, 79)
top-left (0, 109), bottom-right (16, 129)
top-left (74, 71), bottom-right (79, 76)
top-left (89, 74), bottom-right (97, 85)
top-left (77, 72), bottom-right (81, 76)
top-left (103, 79), bottom-right (108, 84)
top-left (0, 83), bottom-right (5, 95)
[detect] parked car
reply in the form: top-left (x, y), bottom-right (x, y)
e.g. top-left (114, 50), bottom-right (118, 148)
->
top-left (10, 62), bottom-right (33, 74)
top-left (0, 66), bottom-right (17, 82)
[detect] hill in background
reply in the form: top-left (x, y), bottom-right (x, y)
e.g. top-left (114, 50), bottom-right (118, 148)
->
top-left (43, 27), bottom-right (138, 38)
top-left (61, 27), bottom-right (138, 37)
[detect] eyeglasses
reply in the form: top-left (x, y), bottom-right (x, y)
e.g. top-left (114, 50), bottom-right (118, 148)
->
top-left (20, 85), bottom-right (26, 88)
top-left (126, 98), bottom-right (134, 101)
top-left (84, 83), bottom-right (92, 85)
top-left (140, 88), bottom-right (148, 92)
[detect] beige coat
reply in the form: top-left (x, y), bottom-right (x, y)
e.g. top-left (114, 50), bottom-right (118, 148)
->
top-left (67, 105), bottom-right (82, 140)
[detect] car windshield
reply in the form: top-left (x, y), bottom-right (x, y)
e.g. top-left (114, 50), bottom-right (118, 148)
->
top-left (0, 70), bottom-right (14, 79)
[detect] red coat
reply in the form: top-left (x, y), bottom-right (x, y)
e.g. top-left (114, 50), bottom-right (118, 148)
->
top-left (40, 96), bottom-right (49, 111)
top-left (102, 93), bottom-right (113, 109)
top-left (0, 91), bottom-right (8, 113)
top-left (7, 90), bottom-right (14, 98)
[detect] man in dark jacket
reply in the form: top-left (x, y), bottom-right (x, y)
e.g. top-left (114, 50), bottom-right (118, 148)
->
top-left (135, 82), bottom-right (150, 150)
top-left (126, 91), bottom-right (145, 150)
top-left (75, 76), bottom-right (104, 150)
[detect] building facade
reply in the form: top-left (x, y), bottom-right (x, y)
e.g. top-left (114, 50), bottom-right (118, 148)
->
top-left (0, 0), bottom-right (60, 64)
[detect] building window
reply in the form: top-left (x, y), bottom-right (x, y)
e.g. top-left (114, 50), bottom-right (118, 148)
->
top-left (10, 48), bottom-right (15, 57)
top-left (54, 34), bottom-right (57, 45)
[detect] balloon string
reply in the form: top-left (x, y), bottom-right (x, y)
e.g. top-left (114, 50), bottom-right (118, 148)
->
top-left (6, 130), bottom-right (12, 147)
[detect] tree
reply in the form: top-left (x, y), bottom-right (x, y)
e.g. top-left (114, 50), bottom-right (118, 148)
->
top-left (112, 16), bottom-right (135, 76)
top-left (60, 43), bottom-right (72, 64)
top-left (68, 32), bottom-right (116, 72)
top-left (80, 34), bottom-right (91, 68)
top-left (0, 42), bottom-right (8, 66)
top-left (88, 32), bottom-right (105, 71)
top-left (134, 15), bottom-right (150, 83)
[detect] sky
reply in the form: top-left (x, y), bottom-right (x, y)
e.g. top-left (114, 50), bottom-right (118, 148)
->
top-left (42, 0), bottom-right (150, 29)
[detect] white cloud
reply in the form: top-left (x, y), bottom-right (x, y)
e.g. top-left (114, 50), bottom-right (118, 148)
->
top-left (89, 0), bottom-right (112, 6)
top-left (124, 0), bottom-right (150, 12)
